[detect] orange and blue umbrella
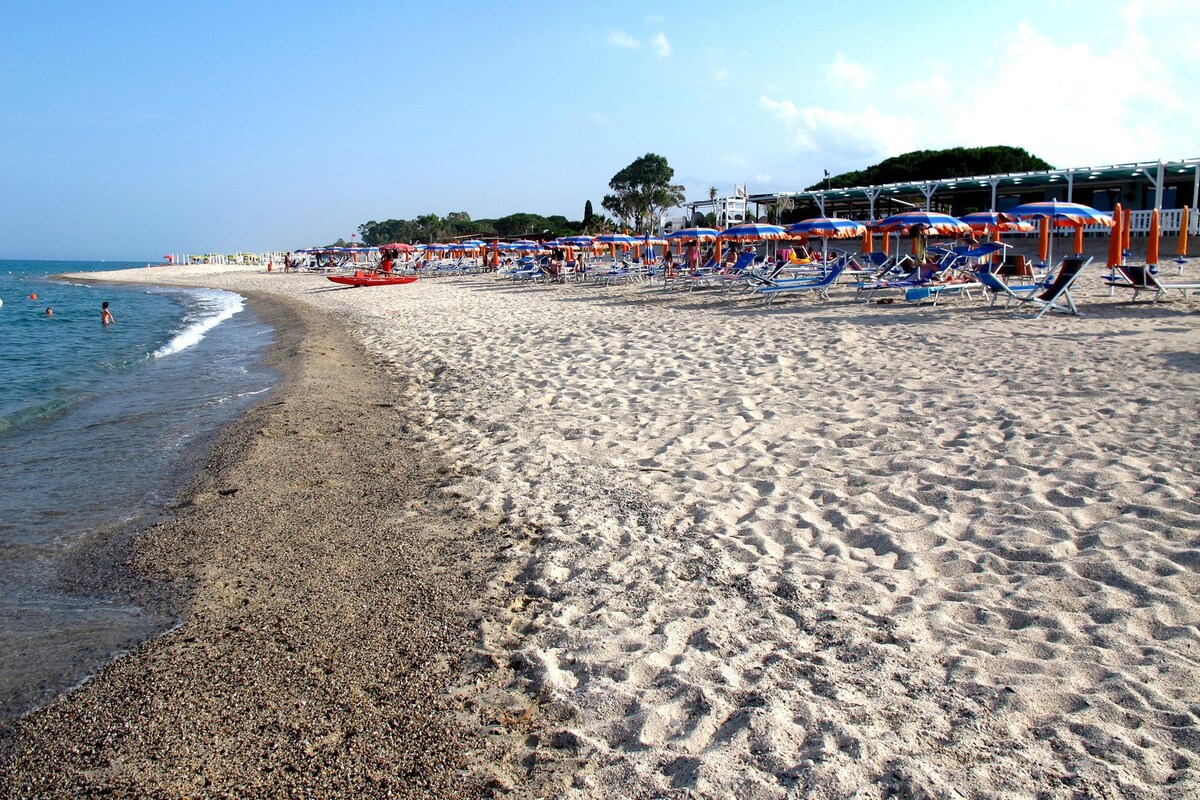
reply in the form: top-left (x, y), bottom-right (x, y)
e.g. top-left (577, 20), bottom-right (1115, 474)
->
top-left (958, 211), bottom-right (1034, 233)
top-left (874, 211), bottom-right (972, 236)
top-left (1005, 201), bottom-right (1114, 228)
top-left (787, 218), bottom-right (865, 263)
top-left (665, 227), bottom-right (719, 240)
top-left (786, 217), bottom-right (865, 239)
top-left (718, 222), bottom-right (788, 241)
top-left (1007, 201), bottom-right (1113, 269)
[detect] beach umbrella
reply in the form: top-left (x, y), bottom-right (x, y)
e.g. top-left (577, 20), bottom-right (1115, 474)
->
top-left (1178, 206), bottom-right (1189, 264)
top-left (1037, 217), bottom-right (1050, 264)
top-left (1007, 200), bottom-right (1114, 270)
top-left (594, 233), bottom-right (639, 245)
top-left (1006, 200), bottom-right (1115, 227)
top-left (459, 239), bottom-right (485, 248)
top-left (561, 235), bottom-right (596, 246)
top-left (875, 212), bottom-right (970, 262)
top-left (719, 222), bottom-right (787, 263)
top-left (958, 211), bottom-right (1034, 233)
top-left (665, 227), bottom-right (719, 241)
top-left (874, 211), bottom-right (972, 237)
top-left (1147, 208), bottom-right (1160, 266)
top-left (595, 233), bottom-right (638, 259)
top-left (717, 222), bottom-right (787, 241)
top-left (787, 217), bottom-right (865, 263)
top-left (1073, 223), bottom-right (1085, 254)
top-left (1123, 207), bottom-right (1132, 253)
top-left (666, 227), bottom-right (720, 258)
top-left (1107, 203), bottom-right (1123, 269)
top-left (380, 242), bottom-right (415, 252)
top-left (862, 226), bottom-right (873, 254)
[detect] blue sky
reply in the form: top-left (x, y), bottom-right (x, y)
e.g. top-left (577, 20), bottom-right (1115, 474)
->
top-left (4, 0), bottom-right (1198, 259)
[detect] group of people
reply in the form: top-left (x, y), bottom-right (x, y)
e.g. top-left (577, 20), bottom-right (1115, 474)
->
top-left (40, 301), bottom-right (115, 324)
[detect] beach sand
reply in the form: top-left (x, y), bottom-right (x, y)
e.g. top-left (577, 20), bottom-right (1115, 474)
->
top-left (4, 254), bottom-right (1198, 798)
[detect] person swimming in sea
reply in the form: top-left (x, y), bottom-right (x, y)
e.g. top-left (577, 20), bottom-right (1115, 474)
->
top-left (45, 307), bottom-right (53, 317)
top-left (101, 301), bottom-right (114, 325)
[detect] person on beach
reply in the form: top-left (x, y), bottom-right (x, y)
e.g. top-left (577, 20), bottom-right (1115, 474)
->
top-left (663, 249), bottom-right (675, 278)
top-left (379, 253), bottom-right (394, 275)
top-left (685, 242), bottom-right (699, 275)
top-left (101, 301), bottom-right (114, 325)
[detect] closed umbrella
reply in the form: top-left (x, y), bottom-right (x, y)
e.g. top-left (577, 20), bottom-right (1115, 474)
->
top-left (1038, 217), bottom-right (1050, 265)
top-left (1147, 208), bottom-right (1160, 267)
top-left (1107, 203), bottom-right (1123, 268)
top-left (1178, 206), bottom-right (1190, 266)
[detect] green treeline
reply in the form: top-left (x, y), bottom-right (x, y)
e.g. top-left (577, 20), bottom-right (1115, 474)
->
top-left (356, 209), bottom-right (618, 246)
top-left (812, 146), bottom-right (1053, 190)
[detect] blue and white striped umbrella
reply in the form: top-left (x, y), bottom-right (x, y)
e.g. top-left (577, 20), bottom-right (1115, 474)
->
top-left (718, 223), bottom-right (788, 241)
top-left (786, 217), bottom-right (865, 239)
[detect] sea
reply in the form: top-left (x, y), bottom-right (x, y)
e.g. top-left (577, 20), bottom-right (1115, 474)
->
top-left (0, 260), bottom-right (278, 721)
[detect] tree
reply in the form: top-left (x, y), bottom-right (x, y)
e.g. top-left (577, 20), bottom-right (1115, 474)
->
top-left (708, 186), bottom-right (718, 203)
top-left (583, 200), bottom-right (595, 232)
top-left (812, 146), bottom-right (1053, 190)
top-left (602, 153), bottom-right (686, 234)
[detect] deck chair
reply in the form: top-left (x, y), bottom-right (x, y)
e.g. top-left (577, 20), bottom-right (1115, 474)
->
top-left (1007, 255), bottom-right (1093, 318)
top-left (854, 249), bottom-right (958, 303)
top-left (754, 262), bottom-right (847, 305)
top-left (1102, 264), bottom-right (1200, 302)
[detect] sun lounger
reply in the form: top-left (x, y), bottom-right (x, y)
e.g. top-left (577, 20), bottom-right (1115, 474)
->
top-left (754, 262), bottom-right (846, 305)
top-left (1102, 264), bottom-right (1200, 302)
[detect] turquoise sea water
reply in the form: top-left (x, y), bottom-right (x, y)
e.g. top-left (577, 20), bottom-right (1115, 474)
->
top-left (0, 260), bottom-right (277, 719)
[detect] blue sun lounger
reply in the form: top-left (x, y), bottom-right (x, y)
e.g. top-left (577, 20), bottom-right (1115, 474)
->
top-left (754, 262), bottom-right (846, 305)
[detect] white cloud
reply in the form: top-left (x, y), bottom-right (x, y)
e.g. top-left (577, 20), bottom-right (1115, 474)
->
top-left (652, 33), bottom-right (671, 58)
top-left (826, 53), bottom-right (871, 91)
top-left (759, 96), bottom-right (800, 122)
top-left (759, 96), bottom-right (919, 161)
top-left (759, 13), bottom-right (1200, 171)
top-left (607, 30), bottom-right (638, 48)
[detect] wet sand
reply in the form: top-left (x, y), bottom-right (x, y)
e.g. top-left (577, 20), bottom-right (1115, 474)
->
top-left (0, 293), bottom-right (545, 797)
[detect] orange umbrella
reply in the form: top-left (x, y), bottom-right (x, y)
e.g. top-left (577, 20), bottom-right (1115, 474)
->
top-left (1073, 223), bottom-right (1084, 254)
top-left (1147, 208), bottom-right (1160, 266)
top-left (1178, 206), bottom-right (1189, 259)
top-left (1122, 207), bottom-right (1132, 253)
top-left (1106, 203), bottom-right (1123, 268)
top-left (861, 227), bottom-right (873, 254)
top-left (1037, 216), bottom-right (1050, 263)
top-left (881, 229), bottom-right (890, 256)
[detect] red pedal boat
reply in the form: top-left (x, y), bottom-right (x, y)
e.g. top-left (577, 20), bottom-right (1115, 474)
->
top-left (327, 271), bottom-right (419, 288)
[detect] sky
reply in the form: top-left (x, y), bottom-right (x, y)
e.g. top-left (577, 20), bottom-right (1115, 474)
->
top-left (3, 0), bottom-right (1199, 260)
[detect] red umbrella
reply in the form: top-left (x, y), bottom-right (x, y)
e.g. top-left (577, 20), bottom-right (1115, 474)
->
top-left (380, 242), bottom-right (415, 252)
top-left (1147, 208), bottom-right (1160, 266)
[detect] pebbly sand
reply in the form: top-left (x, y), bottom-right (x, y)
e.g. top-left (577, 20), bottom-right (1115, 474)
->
top-left (3, 251), bottom-right (1198, 798)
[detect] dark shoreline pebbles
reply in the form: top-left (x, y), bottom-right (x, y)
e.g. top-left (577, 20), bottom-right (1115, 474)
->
top-left (0, 294), bottom-right (528, 798)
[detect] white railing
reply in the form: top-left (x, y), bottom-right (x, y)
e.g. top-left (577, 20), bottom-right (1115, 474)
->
top-left (1080, 207), bottom-right (1198, 235)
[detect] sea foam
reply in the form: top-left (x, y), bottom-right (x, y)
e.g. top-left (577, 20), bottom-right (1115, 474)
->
top-left (152, 289), bottom-right (244, 359)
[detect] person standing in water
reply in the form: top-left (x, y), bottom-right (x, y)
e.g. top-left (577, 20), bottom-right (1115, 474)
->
top-left (101, 301), bottom-right (114, 325)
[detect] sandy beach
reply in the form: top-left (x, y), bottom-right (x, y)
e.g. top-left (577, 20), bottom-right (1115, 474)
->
top-left (3, 253), bottom-right (1198, 798)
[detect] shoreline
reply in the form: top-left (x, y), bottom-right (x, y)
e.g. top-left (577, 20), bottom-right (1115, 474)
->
top-left (0, 288), bottom-right (548, 796)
